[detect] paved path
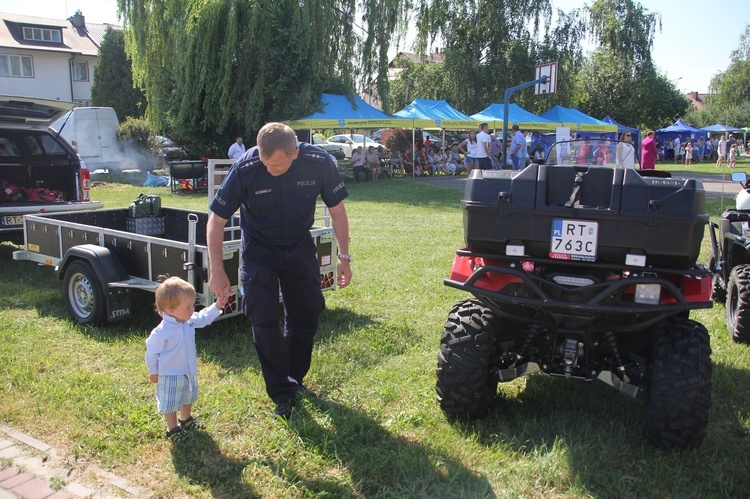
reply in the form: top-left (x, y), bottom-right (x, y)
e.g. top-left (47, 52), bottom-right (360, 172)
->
top-left (414, 170), bottom-right (744, 199)
top-left (0, 425), bottom-right (149, 499)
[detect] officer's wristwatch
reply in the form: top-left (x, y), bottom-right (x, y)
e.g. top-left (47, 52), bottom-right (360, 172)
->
top-left (338, 253), bottom-right (352, 262)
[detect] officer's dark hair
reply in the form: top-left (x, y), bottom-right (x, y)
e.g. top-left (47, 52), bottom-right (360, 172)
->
top-left (257, 122), bottom-right (297, 157)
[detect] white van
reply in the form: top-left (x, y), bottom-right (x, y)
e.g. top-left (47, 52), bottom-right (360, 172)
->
top-left (50, 107), bottom-right (125, 170)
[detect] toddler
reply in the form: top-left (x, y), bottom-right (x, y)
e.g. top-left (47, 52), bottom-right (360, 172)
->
top-left (146, 276), bottom-right (226, 442)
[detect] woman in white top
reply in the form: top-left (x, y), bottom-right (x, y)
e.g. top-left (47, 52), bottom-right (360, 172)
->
top-left (616, 131), bottom-right (636, 169)
top-left (458, 131), bottom-right (480, 175)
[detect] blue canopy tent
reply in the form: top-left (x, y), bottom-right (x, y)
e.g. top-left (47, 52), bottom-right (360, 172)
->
top-left (471, 103), bottom-right (558, 132)
top-left (655, 119), bottom-right (707, 139)
top-left (700, 124), bottom-right (743, 134)
top-left (539, 105), bottom-right (618, 134)
top-left (393, 98), bottom-right (478, 130)
top-left (602, 115), bottom-right (641, 153)
top-left (284, 93), bottom-right (407, 129)
top-left (392, 99), bottom-right (480, 175)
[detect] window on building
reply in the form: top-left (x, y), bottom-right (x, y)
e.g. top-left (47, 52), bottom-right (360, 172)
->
top-left (72, 61), bottom-right (89, 81)
top-left (22, 26), bottom-right (62, 43)
top-left (0, 54), bottom-right (34, 78)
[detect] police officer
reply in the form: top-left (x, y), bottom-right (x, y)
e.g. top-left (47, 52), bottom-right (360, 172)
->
top-left (207, 122), bottom-right (352, 419)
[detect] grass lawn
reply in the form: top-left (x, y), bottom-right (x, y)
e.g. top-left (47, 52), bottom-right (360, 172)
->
top-left (1, 167), bottom-right (750, 497)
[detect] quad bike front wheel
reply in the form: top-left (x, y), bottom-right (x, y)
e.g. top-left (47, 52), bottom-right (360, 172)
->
top-left (645, 317), bottom-right (711, 448)
top-left (436, 298), bottom-right (499, 418)
top-left (727, 265), bottom-right (750, 343)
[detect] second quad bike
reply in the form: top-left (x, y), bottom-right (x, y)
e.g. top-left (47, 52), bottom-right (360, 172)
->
top-left (437, 139), bottom-right (714, 448)
top-left (709, 170), bottom-right (750, 343)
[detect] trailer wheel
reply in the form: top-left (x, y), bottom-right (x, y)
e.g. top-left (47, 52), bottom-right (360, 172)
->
top-left (727, 265), bottom-right (750, 343)
top-left (436, 298), bottom-right (499, 418)
top-left (645, 318), bottom-right (711, 448)
top-left (63, 260), bottom-right (107, 326)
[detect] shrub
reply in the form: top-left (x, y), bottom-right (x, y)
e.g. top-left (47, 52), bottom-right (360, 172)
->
top-left (118, 117), bottom-right (155, 152)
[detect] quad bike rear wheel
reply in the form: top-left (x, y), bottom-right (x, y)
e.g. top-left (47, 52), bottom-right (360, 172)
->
top-left (645, 317), bottom-right (711, 448)
top-left (436, 298), bottom-right (499, 418)
top-left (727, 265), bottom-right (750, 343)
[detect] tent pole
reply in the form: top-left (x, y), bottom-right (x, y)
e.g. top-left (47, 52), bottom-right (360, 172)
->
top-left (412, 126), bottom-right (416, 177)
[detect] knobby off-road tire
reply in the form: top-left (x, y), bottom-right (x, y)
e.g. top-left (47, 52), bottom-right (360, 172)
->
top-left (645, 318), bottom-right (711, 448)
top-left (63, 260), bottom-right (108, 326)
top-left (436, 298), bottom-right (499, 418)
top-left (708, 249), bottom-right (726, 303)
top-left (727, 265), bottom-right (750, 343)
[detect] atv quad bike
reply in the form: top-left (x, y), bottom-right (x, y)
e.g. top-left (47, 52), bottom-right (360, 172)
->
top-left (437, 139), bottom-right (714, 448)
top-left (709, 171), bottom-right (750, 343)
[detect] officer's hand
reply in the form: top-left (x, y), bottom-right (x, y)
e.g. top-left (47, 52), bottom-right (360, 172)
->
top-left (208, 270), bottom-right (233, 303)
top-left (337, 259), bottom-right (352, 289)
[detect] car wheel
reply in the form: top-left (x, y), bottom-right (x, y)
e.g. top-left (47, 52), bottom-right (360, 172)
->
top-left (727, 265), bottom-right (750, 343)
top-left (63, 260), bottom-right (107, 326)
top-left (644, 317), bottom-right (711, 448)
top-left (436, 298), bottom-right (499, 418)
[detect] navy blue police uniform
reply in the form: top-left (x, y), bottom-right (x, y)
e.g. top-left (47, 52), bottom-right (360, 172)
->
top-left (209, 143), bottom-right (348, 405)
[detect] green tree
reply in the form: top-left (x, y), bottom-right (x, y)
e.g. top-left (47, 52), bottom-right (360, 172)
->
top-left (576, 47), bottom-right (689, 130)
top-left (586, 0), bottom-right (660, 65)
top-left (404, 0), bottom-right (562, 115)
top-left (706, 24), bottom-right (750, 126)
top-left (571, 0), bottom-right (688, 130)
top-left (117, 0), bottom-right (406, 147)
top-left (90, 27), bottom-right (146, 119)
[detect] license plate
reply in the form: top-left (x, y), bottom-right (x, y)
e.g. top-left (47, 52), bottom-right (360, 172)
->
top-left (550, 219), bottom-right (598, 262)
top-left (2, 215), bottom-right (23, 227)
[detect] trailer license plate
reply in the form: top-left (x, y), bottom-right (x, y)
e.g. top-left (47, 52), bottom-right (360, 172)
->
top-left (550, 219), bottom-right (598, 262)
top-left (2, 215), bottom-right (23, 227)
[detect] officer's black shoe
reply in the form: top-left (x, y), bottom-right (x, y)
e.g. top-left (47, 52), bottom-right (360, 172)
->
top-left (297, 384), bottom-right (317, 398)
top-left (273, 398), bottom-right (295, 420)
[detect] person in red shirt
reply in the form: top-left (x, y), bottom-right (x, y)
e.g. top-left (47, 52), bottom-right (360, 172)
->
top-left (640, 130), bottom-right (657, 170)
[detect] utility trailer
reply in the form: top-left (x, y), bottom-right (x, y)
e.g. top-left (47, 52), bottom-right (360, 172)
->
top-left (12, 159), bottom-right (338, 325)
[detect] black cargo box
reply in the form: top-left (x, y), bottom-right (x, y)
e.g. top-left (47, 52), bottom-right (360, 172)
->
top-left (462, 165), bottom-right (708, 268)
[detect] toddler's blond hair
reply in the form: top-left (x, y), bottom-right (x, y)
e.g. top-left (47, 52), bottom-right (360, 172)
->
top-left (155, 276), bottom-right (196, 315)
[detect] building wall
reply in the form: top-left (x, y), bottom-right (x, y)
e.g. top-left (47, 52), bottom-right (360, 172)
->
top-left (0, 48), bottom-right (96, 103)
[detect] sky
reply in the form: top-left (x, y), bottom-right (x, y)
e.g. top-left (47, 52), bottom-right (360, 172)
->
top-left (0, 0), bottom-right (747, 94)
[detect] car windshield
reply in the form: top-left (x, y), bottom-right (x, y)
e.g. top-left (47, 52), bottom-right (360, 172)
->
top-left (312, 136), bottom-right (325, 144)
top-left (544, 139), bottom-right (640, 169)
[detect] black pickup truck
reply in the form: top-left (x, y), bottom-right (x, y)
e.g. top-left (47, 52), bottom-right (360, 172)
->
top-left (0, 95), bottom-right (102, 244)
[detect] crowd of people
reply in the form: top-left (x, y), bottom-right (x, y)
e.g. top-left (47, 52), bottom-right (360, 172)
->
top-left (341, 123), bottom-right (537, 181)
top-left (652, 133), bottom-right (748, 167)
top-left (230, 127), bottom-right (747, 184)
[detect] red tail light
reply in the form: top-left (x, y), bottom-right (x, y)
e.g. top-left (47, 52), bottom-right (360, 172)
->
top-left (81, 167), bottom-right (91, 201)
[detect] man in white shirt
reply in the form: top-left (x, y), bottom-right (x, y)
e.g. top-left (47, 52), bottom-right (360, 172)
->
top-left (227, 136), bottom-right (246, 159)
top-left (475, 123), bottom-right (493, 170)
